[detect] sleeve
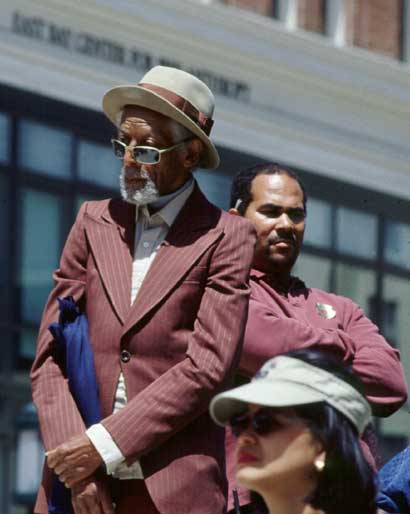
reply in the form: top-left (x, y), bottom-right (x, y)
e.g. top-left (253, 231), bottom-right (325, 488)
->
top-left (344, 302), bottom-right (407, 416)
top-left (30, 203), bottom-right (89, 451)
top-left (101, 218), bottom-right (256, 462)
top-left (86, 424), bottom-right (124, 474)
top-left (239, 296), bottom-right (407, 416)
top-left (239, 296), bottom-right (357, 376)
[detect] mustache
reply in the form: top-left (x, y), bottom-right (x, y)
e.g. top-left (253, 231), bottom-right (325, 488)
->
top-left (121, 166), bottom-right (150, 179)
top-left (268, 233), bottom-right (297, 245)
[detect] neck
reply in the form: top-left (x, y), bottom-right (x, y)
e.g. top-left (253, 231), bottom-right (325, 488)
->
top-left (264, 493), bottom-right (319, 514)
top-left (260, 268), bottom-right (292, 294)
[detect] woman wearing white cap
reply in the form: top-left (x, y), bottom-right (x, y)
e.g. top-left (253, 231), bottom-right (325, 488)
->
top-left (210, 349), bottom-right (377, 514)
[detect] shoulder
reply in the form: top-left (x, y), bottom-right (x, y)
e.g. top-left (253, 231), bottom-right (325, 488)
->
top-left (218, 209), bottom-right (255, 233)
top-left (76, 198), bottom-right (133, 224)
top-left (79, 198), bottom-right (115, 217)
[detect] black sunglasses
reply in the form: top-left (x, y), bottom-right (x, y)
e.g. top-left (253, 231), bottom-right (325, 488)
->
top-left (229, 407), bottom-right (283, 438)
top-left (111, 138), bottom-right (192, 165)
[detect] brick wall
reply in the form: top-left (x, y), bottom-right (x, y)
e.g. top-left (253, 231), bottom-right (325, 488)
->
top-left (345, 0), bottom-right (402, 58)
top-left (223, 0), bottom-right (275, 16)
top-left (220, 0), bottom-right (403, 60)
top-left (298, 0), bottom-right (325, 33)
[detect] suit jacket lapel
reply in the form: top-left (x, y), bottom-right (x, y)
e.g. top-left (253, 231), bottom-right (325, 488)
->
top-left (123, 186), bottom-right (223, 334)
top-left (85, 199), bottom-right (135, 324)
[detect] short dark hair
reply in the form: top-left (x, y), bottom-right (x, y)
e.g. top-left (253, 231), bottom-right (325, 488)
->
top-left (252, 348), bottom-right (376, 514)
top-left (230, 163), bottom-right (307, 215)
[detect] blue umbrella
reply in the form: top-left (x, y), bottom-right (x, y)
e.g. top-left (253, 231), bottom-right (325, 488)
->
top-left (47, 296), bottom-right (101, 514)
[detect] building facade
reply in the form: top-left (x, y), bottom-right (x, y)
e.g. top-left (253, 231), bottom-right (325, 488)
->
top-left (1, 0), bottom-right (410, 512)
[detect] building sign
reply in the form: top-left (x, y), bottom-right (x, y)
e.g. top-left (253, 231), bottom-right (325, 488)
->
top-left (11, 10), bottom-right (250, 102)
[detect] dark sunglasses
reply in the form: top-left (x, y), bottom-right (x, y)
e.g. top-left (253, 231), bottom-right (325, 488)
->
top-left (229, 408), bottom-right (285, 437)
top-left (111, 138), bottom-right (192, 165)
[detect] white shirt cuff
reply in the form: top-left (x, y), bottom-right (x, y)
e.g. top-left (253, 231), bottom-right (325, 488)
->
top-left (86, 423), bottom-right (125, 475)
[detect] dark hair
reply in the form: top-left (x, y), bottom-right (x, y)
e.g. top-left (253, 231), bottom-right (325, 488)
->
top-left (230, 163), bottom-right (307, 215)
top-left (252, 348), bottom-right (376, 514)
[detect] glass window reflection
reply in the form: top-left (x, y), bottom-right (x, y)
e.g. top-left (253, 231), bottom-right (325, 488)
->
top-left (19, 328), bottom-right (38, 363)
top-left (380, 275), bottom-right (410, 439)
top-left (0, 174), bottom-right (9, 319)
top-left (384, 220), bottom-right (410, 270)
top-left (336, 207), bottom-right (377, 259)
top-left (334, 262), bottom-right (376, 317)
top-left (303, 198), bottom-right (331, 248)
top-left (195, 169), bottom-right (231, 210)
top-left (0, 112), bottom-right (9, 164)
top-left (19, 189), bottom-right (62, 323)
top-left (78, 139), bottom-right (119, 189)
top-left (293, 254), bottom-right (331, 291)
top-left (18, 119), bottom-right (71, 177)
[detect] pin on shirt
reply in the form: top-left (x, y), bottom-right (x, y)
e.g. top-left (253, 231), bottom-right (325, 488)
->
top-left (315, 302), bottom-right (336, 319)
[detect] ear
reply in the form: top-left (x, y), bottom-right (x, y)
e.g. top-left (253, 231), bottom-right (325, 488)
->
top-left (182, 138), bottom-right (204, 169)
top-left (228, 208), bottom-right (240, 216)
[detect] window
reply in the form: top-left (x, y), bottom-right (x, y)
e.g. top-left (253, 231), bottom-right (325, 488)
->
top-left (195, 169), bottom-right (232, 210)
top-left (0, 112), bottom-right (9, 164)
top-left (0, 174), bottom-right (9, 319)
top-left (18, 119), bottom-right (72, 178)
top-left (78, 139), bottom-right (119, 189)
top-left (336, 206), bottom-right (377, 259)
top-left (18, 189), bottom-right (63, 324)
top-left (303, 197), bottom-right (332, 248)
top-left (384, 219), bottom-right (410, 270)
top-left (334, 262), bottom-right (376, 317)
top-left (293, 254), bottom-right (331, 290)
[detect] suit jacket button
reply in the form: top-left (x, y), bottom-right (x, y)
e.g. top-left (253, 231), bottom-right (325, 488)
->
top-left (120, 350), bottom-right (131, 363)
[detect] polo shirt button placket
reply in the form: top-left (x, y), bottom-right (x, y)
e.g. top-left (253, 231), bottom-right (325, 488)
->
top-left (120, 349), bottom-right (131, 363)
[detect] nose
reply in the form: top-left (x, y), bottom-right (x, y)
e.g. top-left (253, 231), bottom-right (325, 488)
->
top-left (122, 145), bottom-right (141, 170)
top-left (276, 212), bottom-right (294, 230)
top-left (236, 429), bottom-right (258, 447)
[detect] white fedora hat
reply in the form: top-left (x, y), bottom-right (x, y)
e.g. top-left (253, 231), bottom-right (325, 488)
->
top-left (102, 66), bottom-right (220, 169)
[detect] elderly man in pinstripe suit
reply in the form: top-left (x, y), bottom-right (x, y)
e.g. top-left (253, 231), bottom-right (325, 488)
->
top-left (31, 66), bottom-right (255, 514)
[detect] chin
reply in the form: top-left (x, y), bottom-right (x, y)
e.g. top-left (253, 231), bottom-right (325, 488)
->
top-left (236, 464), bottom-right (267, 491)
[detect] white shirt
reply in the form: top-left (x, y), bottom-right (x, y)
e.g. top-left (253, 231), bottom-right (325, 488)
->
top-left (87, 178), bottom-right (195, 479)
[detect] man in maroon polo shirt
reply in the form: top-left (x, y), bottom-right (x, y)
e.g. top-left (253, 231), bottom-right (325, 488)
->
top-left (227, 163), bottom-right (408, 514)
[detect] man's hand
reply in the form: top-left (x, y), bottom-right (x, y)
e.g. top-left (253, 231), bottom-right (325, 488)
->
top-left (46, 434), bottom-right (103, 488)
top-left (71, 476), bottom-right (114, 514)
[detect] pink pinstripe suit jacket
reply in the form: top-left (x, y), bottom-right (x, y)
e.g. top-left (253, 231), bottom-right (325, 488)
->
top-left (31, 184), bottom-right (255, 514)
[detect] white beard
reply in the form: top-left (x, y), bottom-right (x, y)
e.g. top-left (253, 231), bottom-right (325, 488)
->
top-left (119, 166), bottom-right (159, 206)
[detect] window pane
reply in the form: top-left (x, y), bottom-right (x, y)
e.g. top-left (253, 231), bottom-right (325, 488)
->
top-left (293, 254), bottom-right (331, 290)
top-left (334, 262), bottom-right (376, 317)
top-left (78, 139), bottom-right (119, 189)
top-left (18, 120), bottom-right (71, 178)
top-left (195, 169), bottom-right (231, 210)
top-left (0, 174), bottom-right (9, 319)
top-left (19, 189), bottom-right (61, 323)
top-left (384, 220), bottom-right (410, 270)
top-left (336, 207), bottom-right (377, 259)
top-left (19, 328), bottom-right (38, 364)
top-left (75, 194), bottom-right (103, 221)
top-left (304, 198), bottom-right (331, 248)
top-left (379, 275), bottom-right (410, 443)
top-left (0, 112), bottom-right (9, 165)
